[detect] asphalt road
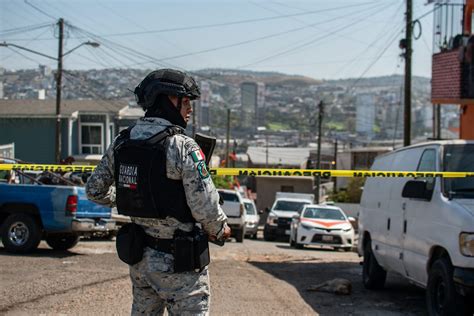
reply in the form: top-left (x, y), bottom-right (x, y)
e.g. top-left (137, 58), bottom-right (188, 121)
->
top-left (0, 237), bottom-right (426, 315)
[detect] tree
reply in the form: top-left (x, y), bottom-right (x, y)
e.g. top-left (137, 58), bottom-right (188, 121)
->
top-left (330, 177), bottom-right (366, 203)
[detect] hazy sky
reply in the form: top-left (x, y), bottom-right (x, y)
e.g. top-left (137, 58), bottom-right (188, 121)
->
top-left (0, 0), bottom-right (435, 80)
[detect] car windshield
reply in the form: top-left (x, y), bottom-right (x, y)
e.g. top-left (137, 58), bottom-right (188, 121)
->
top-left (244, 202), bottom-right (256, 215)
top-left (219, 192), bottom-right (240, 202)
top-left (443, 144), bottom-right (474, 199)
top-left (303, 207), bottom-right (346, 220)
top-left (274, 201), bottom-right (309, 212)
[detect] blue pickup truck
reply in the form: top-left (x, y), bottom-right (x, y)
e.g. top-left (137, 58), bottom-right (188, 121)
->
top-left (0, 160), bottom-right (116, 253)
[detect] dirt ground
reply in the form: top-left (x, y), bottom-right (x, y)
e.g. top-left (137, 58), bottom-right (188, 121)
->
top-left (0, 236), bottom-right (425, 315)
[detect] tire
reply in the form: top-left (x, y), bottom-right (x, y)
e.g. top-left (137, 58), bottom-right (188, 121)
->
top-left (0, 213), bottom-right (42, 253)
top-left (263, 226), bottom-right (276, 241)
top-left (46, 234), bottom-right (79, 250)
top-left (426, 257), bottom-right (467, 316)
top-left (290, 235), bottom-right (296, 247)
top-left (251, 233), bottom-right (257, 240)
top-left (362, 239), bottom-right (387, 289)
top-left (235, 229), bottom-right (244, 243)
top-left (293, 233), bottom-right (303, 249)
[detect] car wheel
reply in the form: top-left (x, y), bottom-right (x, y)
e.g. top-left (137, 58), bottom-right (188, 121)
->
top-left (293, 233), bottom-right (304, 249)
top-left (362, 239), bottom-right (386, 289)
top-left (426, 257), bottom-right (467, 315)
top-left (263, 228), bottom-right (276, 241)
top-left (235, 229), bottom-right (244, 243)
top-left (46, 234), bottom-right (80, 250)
top-left (0, 213), bottom-right (42, 254)
top-left (251, 233), bottom-right (257, 240)
top-left (289, 234), bottom-right (294, 246)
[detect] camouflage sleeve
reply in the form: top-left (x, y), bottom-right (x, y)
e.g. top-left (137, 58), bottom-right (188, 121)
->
top-left (85, 143), bottom-right (116, 207)
top-left (169, 135), bottom-right (227, 238)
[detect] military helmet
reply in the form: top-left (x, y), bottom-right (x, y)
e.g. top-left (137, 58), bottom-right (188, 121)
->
top-left (134, 69), bottom-right (200, 110)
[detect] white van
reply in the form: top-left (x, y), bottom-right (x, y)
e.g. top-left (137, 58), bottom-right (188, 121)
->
top-left (217, 189), bottom-right (246, 242)
top-left (358, 140), bottom-right (474, 315)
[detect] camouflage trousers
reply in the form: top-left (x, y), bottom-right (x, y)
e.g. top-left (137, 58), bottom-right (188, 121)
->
top-left (129, 247), bottom-right (210, 316)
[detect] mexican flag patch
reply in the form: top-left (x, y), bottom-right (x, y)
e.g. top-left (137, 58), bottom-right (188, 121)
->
top-left (191, 149), bottom-right (205, 162)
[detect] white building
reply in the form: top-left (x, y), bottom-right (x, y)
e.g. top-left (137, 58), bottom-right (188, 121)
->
top-left (356, 93), bottom-right (376, 139)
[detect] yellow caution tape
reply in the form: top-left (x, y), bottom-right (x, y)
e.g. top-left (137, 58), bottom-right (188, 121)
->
top-left (0, 164), bottom-right (473, 178)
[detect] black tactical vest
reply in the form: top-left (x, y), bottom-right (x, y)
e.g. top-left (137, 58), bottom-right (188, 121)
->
top-left (113, 127), bottom-right (195, 223)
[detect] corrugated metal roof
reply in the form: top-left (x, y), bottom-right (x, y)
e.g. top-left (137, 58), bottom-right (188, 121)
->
top-left (247, 146), bottom-right (311, 167)
top-left (0, 99), bottom-right (125, 117)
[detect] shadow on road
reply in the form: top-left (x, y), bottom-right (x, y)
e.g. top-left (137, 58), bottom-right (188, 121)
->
top-left (0, 247), bottom-right (81, 258)
top-left (248, 259), bottom-right (425, 315)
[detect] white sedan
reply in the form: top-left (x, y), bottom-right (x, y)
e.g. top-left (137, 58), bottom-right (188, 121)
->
top-left (289, 204), bottom-right (355, 251)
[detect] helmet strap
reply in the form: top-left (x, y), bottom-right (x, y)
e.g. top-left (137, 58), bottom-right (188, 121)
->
top-left (177, 96), bottom-right (183, 112)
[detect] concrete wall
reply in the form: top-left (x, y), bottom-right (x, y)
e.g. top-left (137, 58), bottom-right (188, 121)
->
top-left (256, 176), bottom-right (314, 213)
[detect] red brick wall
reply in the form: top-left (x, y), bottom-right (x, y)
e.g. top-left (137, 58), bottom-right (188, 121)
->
top-left (432, 50), bottom-right (462, 101)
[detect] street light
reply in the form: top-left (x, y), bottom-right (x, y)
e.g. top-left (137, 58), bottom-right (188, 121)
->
top-left (0, 19), bottom-right (100, 162)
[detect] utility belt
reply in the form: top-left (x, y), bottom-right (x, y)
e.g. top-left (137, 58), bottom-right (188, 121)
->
top-left (116, 223), bottom-right (210, 273)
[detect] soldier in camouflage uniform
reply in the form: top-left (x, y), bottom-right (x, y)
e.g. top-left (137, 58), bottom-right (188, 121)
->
top-left (86, 69), bottom-right (231, 315)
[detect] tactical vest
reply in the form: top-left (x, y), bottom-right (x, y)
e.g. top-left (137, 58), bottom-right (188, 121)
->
top-left (113, 126), bottom-right (195, 223)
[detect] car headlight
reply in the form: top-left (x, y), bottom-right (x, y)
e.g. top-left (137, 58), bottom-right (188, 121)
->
top-left (266, 213), bottom-right (278, 226)
top-left (460, 233), bottom-right (474, 256)
top-left (343, 227), bottom-right (352, 232)
top-left (300, 223), bottom-right (313, 230)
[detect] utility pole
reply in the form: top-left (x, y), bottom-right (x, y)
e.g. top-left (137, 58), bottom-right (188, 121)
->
top-left (436, 103), bottom-right (441, 139)
top-left (265, 133), bottom-right (269, 168)
top-left (333, 139), bottom-right (338, 194)
top-left (55, 18), bottom-right (64, 163)
top-left (315, 100), bottom-right (324, 204)
top-left (403, 0), bottom-right (413, 147)
top-left (232, 139), bottom-right (237, 168)
top-left (225, 108), bottom-right (230, 167)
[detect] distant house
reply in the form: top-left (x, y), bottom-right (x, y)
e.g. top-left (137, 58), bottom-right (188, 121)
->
top-left (0, 100), bottom-right (144, 163)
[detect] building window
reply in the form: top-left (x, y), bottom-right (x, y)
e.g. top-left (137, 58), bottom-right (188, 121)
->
top-left (80, 123), bottom-right (103, 154)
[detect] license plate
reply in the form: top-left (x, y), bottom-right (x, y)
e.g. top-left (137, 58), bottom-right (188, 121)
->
top-left (322, 235), bottom-right (333, 242)
top-left (285, 230), bottom-right (290, 235)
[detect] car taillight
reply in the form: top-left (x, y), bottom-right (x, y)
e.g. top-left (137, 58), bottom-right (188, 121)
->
top-left (240, 204), bottom-right (244, 216)
top-left (66, 195), bottom-right (78, 216)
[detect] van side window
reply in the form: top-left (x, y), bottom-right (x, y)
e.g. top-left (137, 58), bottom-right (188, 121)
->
top-left (417, 149), bottom-right (437, 190)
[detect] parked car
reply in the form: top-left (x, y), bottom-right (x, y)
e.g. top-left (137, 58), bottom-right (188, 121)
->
top-left (0, 162), bottom-right (116, 253)
top-left (264, 192), bottom-right (314, 241)
top-left (289, 204), bottom-right (355, 251)
top-left (217, 189), bottom-right (246, 242)
top-left (243, 198), bottom-right (260, 239)
top-left (358, 140), bottom-right (474, 315)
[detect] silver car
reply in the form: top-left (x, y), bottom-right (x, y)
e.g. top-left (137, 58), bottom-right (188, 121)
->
top-left (243, 198), bottom-right (260, 239)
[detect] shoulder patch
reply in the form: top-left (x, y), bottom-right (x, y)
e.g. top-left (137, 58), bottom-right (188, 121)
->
top-left (197, 161), bottom-right (210, 179)
top-left (191, 149), bottom-right (205, 163)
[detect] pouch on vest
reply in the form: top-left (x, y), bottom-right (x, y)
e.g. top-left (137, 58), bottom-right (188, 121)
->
top-left (173, 230), bottom-right (195, 273)
top-left (116, 223), bottom-right (145, 265)
top-left (193, 228), bottom-right (210, 271)
top-left (172, 228), bottom-right (210, 273)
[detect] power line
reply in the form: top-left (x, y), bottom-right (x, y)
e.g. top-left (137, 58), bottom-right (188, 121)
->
top-left (2, 27), bottom-right (53, 62)
top-left (23, 0), bottom-right (56, 20)
top-left (97, 1), bottom-right (380, 37)
top-left (238, 2), bottom-right (394, 69)
top-left (0, 23), bottom-right (53, 36)
top-left (154, 3), bottom-right (386, 63)
top-left (330, 1), bottom-right (404, 78)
